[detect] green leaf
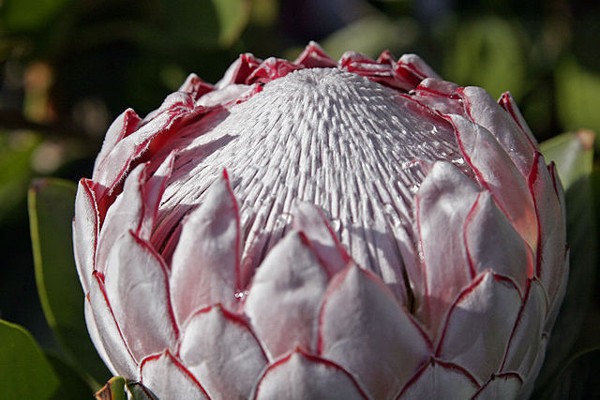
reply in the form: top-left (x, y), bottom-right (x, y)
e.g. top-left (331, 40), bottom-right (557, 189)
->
top-left (1, 0), bottom-right (72, 32)
top-left (536, 131), bottom-right (597, 393)
top-left (540, 129), bottom-right (595, 190)
top-left (445, 16), bottom-right (526, 100)
top-left (28, 178), bottom-right (110, 385)
top-left (320, 15), bottom-right (418, 59)
top-left (0, 319), bottom-right (60, 398)
top-left (159, 0), bottom-right (250, 48)
top-left (250, 0), bottom-right (279, 26)
top-left (94, 376), bottom-right (159, 400)
top-left (556, 56), bottom-right (600, 135)
top-left (213, 0), bottom-right (251, 46)
top-left (0, 131), bottom-right (39, 222)
top-left (46, 353), bottom-right (95, 398)
top-left (94, 377), bottom-right (127, 400)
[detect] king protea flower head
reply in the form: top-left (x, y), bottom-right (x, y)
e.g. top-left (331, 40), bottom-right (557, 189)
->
top-left (74, 42), bottom-right (568, 399)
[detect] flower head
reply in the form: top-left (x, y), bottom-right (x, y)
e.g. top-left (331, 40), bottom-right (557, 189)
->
top-left (74, 42), bottom-right (568, 399)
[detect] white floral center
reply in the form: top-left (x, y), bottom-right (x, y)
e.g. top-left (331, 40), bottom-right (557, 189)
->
top-left (156, 68), bottom-right (465, 291)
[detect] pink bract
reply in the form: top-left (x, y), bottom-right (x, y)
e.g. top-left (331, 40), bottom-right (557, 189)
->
top-left (74, 42), bottom-right (568, 399)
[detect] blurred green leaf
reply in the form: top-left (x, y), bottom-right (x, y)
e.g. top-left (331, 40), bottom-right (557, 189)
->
top-left (0, 319), bottom-right (60, 398)
top-left (213, 0), bottom-right (251, 46)
top-left (94, 377), bottom-right (127, 400)
top-left (46, 353), bottom-right (95, 398)
top-left (537, 131), bottom-right (598, 394)
top-left (540, 130), bottom-right (595, 190)
top-left (445, 16), bottom-right (526, 100)
top-left (94, 376), bottom-right (158, 400)
top-left (160, 0), bottom-right (250, 48)
top-left (1, 0), bottom-right (72, 32)
top-left (0, 131), bottom-right (39, 221)
top-left (556, 57), bottom-right (600, 135)
top-left (28, 178), bottom-right (110, 385)
top-left (320, 15), bottom-right (418, 59)
top-left (250, 0), bottom-right (279, 26)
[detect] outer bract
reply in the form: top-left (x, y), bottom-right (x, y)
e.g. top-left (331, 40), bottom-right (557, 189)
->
top-left (74, 42), bottom-right (568, 399)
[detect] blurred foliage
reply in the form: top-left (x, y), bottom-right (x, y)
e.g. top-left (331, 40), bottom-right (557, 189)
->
top-left (29, 178), bottom-right (110, 385)
top-left (1, 0), bottom-right (600, 398)
top-left (445, 16), bottom-right (526, 100)
top-left (0, 319), bottom-right (60, 398)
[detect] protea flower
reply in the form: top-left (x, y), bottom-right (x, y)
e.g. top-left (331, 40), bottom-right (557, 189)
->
top-left (74, 42), bottom-right (568, 399)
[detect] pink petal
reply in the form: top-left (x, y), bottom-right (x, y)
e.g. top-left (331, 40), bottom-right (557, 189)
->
top-left (140, 350), bottom-right (209, 399)
top-left (338, 51), bottom-right (377, 70)
top-left (446, 113), bottom-right (538, 251)
top-left (170, 171), bottom-right (240, 326)
top-left (253, 350), bottom-right (368, 400)
top-left (319, 264), bottom-right (430, 399)
top-left (473, 373), bottom-right (522, 400)
top-left (95, 159), bottom-right (170, 276)
top-left (96, 164), bottom-right (146, 276)
top-left (436, 271), bottom-right (522, 383)
top-left (244, 231), bottom-right (329, 360)
top-left (541, 164), bottom-right (569, 335)
top-left (411, 78), bottom-right (463, 116)
top-left (294, 41), bottom-right (337, 68)
top-left (179, 305), bottom-right (268, 398)
top-left (93, 109), bottom-right (141, 180)
top-left (529, 156), bottom-right (567, 309)
top-left (415, 161), bottom-right (480, 332)
top-left (465, 191), bottom-right (534, 293)
top-left (397, 359), bottom-right (479, 399)
top-left (394, 54), bottom-right (440, 90)
top-left (544, 252), bottom-right (569, 336)
top-left (178, 73), bottom-right (214, 101)
top-left (376, 49), bottom-right (395, 65)
top-left (338, 51), bottom-right (390, 75)
top-left (88, 273), bottom-right (138, 379)
top-left (196, 83), bottom-right (258, 107)
top-left (84, 296), bottom-right (117, 375)
top-left (338, 51), bottom-right (405, 90)
top-left (501, 280), bottom-right (546, 378)
top-left (73, 178), bottom-right (99, 292)
top-left (215, 53), bottom-right (262, 89)
top-left (498, 92), bottom-right (538, 148)
top-left (459, 87), bottom-right (537, 176)
top-left (137, 154), bottom-right (174, 240)
top-left (345, 202), bottom-right (410, 304)
top-left (292, 202), bottom-right (351, 276)
top-left (92, 92), bottom-right (198, 197)
top-left (104, 231), bottom-right (178, 361)
top-left (515, 335), bottom-right (548, 399)
top-left (380, 211), bottom-right (416, 305)
top-left (246, 57), bottom-right (302, 84)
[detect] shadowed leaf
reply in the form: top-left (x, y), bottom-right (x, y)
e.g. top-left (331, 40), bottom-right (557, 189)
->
top-left (159, 0), bottom-right (250, 48)
top-left (46, 352), bottom-right (95, 398)
top-left (1, 0), bottom-right (72, 32)
top-left (28, 178), bottom-right (110, 385)
top-left (0, 319), bottom-right (59, 398)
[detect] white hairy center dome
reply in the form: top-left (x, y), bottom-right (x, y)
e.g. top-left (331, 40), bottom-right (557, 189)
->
top-left (155, 68), bottom-right (467, 289)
